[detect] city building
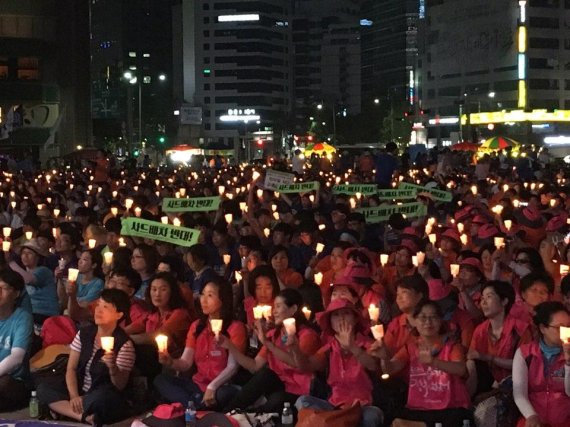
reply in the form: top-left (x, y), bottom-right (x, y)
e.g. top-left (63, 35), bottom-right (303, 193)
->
top-left (0, 0), bottom-right (90, 163)
top-left (419, 0), bottom-right (570, 148)
top-left (360, 0), bottom-right (420, 111)
top-left (291, 0), bottom-right (362, 140)
top-left (91, 0), bottom-right (175, 155)
top-left (173, 0), bottom-right (293, 159)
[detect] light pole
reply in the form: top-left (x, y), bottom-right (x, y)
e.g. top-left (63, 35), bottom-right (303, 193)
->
top-left (317, 103), bottom-right (336, 145)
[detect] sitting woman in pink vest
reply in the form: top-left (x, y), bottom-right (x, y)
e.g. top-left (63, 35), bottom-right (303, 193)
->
top-left (370, 299), bottom-right (473, 427)
top-left (294, 298), bottom-right (383, 426)
top-left (513, 301), bottom-right (570, 427)
top-left (219, 288), bottom-right (321, 416)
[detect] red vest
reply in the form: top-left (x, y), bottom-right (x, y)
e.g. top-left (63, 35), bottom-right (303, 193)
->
top-left (406, 339), bottom-right (470, 410)
top-left (518, 341), bottom-right (570, 426)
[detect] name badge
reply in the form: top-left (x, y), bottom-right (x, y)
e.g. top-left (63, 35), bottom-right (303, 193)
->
top-left (210, 350), bottom-right (222, 357)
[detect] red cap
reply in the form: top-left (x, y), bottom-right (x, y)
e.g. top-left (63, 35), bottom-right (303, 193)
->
top-left (428, 279), bottom-right (451, 300)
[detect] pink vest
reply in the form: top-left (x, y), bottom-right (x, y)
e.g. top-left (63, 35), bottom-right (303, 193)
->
top-left (326, 335), bottom-right (373, 406)
top-left (192, 321), bottom-right (244, 392)
top-left (266, 327), bottom-right (318, 396)
top-left (518, 341), bottom-right (570, 426)
top-left (407, 339), bottom-right (471, 410)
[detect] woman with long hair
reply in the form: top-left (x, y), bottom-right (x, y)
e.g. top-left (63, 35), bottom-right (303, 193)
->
top-left (65, 249), bottom-right (105, 323)
top-left (269, 245), bottom-right (303, 289)
top-left (154, 277), bottom-right (246, 410)
top-left (131, 243), bottom-right (158, 300)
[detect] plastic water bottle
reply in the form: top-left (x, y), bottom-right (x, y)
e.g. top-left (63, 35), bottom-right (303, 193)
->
top-left (434, 424), bottom-right (442, 427)
top-left (185, 401), bottom-right (196, 427)
top-left (462, 421), bottom-right (471, 427)
top-left (29, 390), bottom-right (39, 418)
top-left (281, 402), bottom-right (293, 426)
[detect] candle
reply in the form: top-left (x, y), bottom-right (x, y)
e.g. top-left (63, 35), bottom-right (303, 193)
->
top-left (302, 306), bottom-right (311, 320)
top-left (428, 233), bottom-right (437, 244)
top-left (210, 319), bottom-right (223, 337)
top-left (492, 205), bottom-right (504, 215)
top-left (457, 222), bottom-right (464, 234)
top-left (283, 318), bottom-right (296, 335)
top-left (161, 216), bottom-right (169, 224)
top-left (261, 305), bottom-right (272, 320)
top-left (471, 185), bottom-right (478, 196)
top-left (224, 213), bottom-right (233, 224)
top-left (88, 239), bottom-right (96, 249)
top-left (513, 199), bottom-right (520, 208)
top-left (314, 272), bottom-right (323, 285)
top-left (103, 252), bottom-right (113, 265)
top-left (253, 306), bottom-right (264, 320)
top-left (460, 234), bottom-right (468, 246)
top-left (218, 186), bottom-right (225, 195)
top-left (381, 373), bottom-right (390, 380)
top-left (315, 243), bottom-right (325, 254)
top-left (349, 198), bottom-right (356, 209)
top-left (450, 264), bottom-right (460, 278)
top-left (560, 264), bottom-right (569, 276)
top-left (252, 171), bottom-right (260, 181)
top-left (25, 231), bottom-right (33, 240)
top-left (504, 220), bottom-right (512, 231)
top-left (119, 237), bottom-right (126, 247)
top-left (368, 304), bottom-right (380, 322)
top-left (125, 198), bottom-right (134, 210)
top-left (318, 224), bottom-right (326, 231)
top-left (68, 268), bottom-right (79, 282)
top-left (371, 325), bottom-right (384, 341)
top-left (256, 189), bottom-right (263, 199)
top-left (560, 326), bottom-right (570, 343)
top-left (235, 271), bottom-right (242, 282)
top-left (101, 336), bottom-right (114, 353)
top-left (155, 334), bottom-right (169, 353)
top-left (110, 207), bottom-right (118, 217)
top-left (223, 254), bottom-right (231, 265)
top-left (272, 212), bottom-right (279, 221)
top-left (53, 208), bottom-right (60, 217)
top-left (173, 218), bottom-right (181, 227)
top-left (2, 227), bottom-right (10, 238)
top-left (263, 228), bottom-right (270, 238)
top-left (502, 184), bottom-right (509, 192)
top-left (412, 255), bottom-right (418, 267)
top-left (2, 241), bottom-right (11, 252)
top-left (416, 251), bottom-right (425, 265)
top-left (134, 207), bottom-right (142, 217)
top-left (309, 195), bottom-right (315, 203)
top-left (550, 199), bottom-right (556, 208)
top-left (239, 202), bottom-right (247, 212)
top-left (380, 254), bottom-right (389, 266)
top-left (180, 188), bottom-right (186, 197)
top-left (271, 204), bottom-right (277, 212)
top-left (494, 237), bottom-right (505, 249)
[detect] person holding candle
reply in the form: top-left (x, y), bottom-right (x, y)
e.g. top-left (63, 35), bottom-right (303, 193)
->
top-left (154, 277), bottom-right (246, 410)
top-left (131, 243), bottom-right (159, 300)
top-left (63, 249), bottom-right (105, 323)
top-left (36, 289), bottom-right (135, 426)
top-left (220, 288), bottom-right (320, 415)
top-left (370, 300), bottom-right (473, 427)
top-left (294, 299), bottom-right (383, 427)
top-left (311, 242), bottom-right (351, 306)
top-left (7, 239), bottom-right (58, 325)
top-left (452, 257), bottom-right (486, 321)
top-left (512, 301), bottom-right (570, 427)
top-left (381, 242), bottom-right (418, 303)
top-left (239, 265), bottom-right (280, 328)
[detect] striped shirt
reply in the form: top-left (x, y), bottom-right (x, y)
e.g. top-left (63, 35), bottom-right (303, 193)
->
top-left (70, 331), bottom-right (135, 392)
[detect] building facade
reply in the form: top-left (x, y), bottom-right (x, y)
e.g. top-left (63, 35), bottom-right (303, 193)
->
top-left (173, 0), bottom-right (293, 157)
top-left (0, 0), bottom-right (90, 162)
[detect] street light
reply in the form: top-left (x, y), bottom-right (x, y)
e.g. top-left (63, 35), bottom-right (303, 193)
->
top-left (316, 102), bottom-right (336, 145)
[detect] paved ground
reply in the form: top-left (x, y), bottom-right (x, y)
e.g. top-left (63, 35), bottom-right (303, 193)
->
top-left (0, 408), bottom-right (138, 427)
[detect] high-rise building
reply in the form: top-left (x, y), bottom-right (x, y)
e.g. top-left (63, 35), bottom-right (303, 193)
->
top-left (419, 0), bottom-right (570, 146)
top-left (173, 0), bottom-right (292, 157)
top-left (0, 0), bottom-right (90, 162)
top-left (91, 0), bottom-right (175, 153)
top-left (291, 0), bottom-right (362, 136)
top-left (361, 0), bottom-right (420, 108)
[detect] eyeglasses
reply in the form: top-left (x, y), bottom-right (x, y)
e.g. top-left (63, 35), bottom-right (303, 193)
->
top-left (416, 315), bottom-right (440, 323)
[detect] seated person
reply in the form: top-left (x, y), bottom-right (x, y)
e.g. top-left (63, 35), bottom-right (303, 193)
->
top-left (105, 267), bottom-right (149, 335)
top-left (0, 269), bottom-right (34, 411)
top-left (37, 289), bottom-right (135, 426)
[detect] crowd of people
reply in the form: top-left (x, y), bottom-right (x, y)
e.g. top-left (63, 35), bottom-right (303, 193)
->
top-left (0, 144), bottom-right (568, 427)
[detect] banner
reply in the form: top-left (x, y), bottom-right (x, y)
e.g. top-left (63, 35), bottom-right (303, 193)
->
top-left (162, 196), bottom-right (220, 212)
top-left (377, 188), bottom-right (418, 200)
top-left (264, 169), bottom-right (295, 191)
top-left (355, 202), bottom-right (428, 223)
top-left (276, 181), bottom-right (320, 193)
top-left (121, 218), bottom-right (200, 247)
top-left (399, 182), bottom-right (452, 202)
top-left (333, 184), bottom-right (377, 196)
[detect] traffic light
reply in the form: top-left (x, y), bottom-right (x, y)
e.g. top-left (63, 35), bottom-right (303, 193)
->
top-left (256, 139), bottom-right (264, 147)
top-left (158, 136), bottom-right (166, 144)
top-left (133, 149), bottom-right (140, 157)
